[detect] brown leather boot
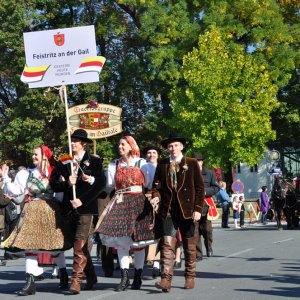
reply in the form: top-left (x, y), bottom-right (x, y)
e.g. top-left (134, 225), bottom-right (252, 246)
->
top-left (69, 240), bottom-right (87, 294)
top-left (183, 236), bottom-right (197, 289)
top-left (69, 279), bottom-right (81, 294)
top-left (184, 277), bottom-right (195, 289)
top-left (155, 236), bottom-right (177, 292)
top-left (155, 273), bottom-right (173, 292)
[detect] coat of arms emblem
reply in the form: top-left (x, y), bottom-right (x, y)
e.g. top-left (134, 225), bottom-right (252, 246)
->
top-left (54, 33), bottom-right (65, 46)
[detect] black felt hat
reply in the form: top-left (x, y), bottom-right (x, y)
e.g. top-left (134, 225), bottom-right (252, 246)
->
top-left (192, 152), bottom-right (205, 161)
top-left (143, 144), bottom-right (161, 155)
top-left (71, 129), bottom-right (93, 143)
top-left (161, 134), bottom-right (186, 148)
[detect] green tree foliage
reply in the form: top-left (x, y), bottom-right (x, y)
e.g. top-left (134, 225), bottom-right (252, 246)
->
top-left (0, 0), bottom-right (299, 168)
top-left (200, 0), bottom-right (300, 151)
top-left (201, 0), bottom-right (298, 87)
top-left (170, 26), bottom-right (279, 170)
top-left (0, 0), bottom-right (201, 164)
top-left (272, 70), bottom-right (300, 148)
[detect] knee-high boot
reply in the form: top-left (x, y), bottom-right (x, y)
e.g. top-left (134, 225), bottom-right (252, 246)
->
top-left (131, 268), bottom-right (143, 290)
top-left (155, 236), bottom-right (177, 293)
top-left (183, 236), bottom-right (197, 289)
top-left (69, 240), bottom-right (88, 294)
top-left (17, 273), bottom-right (36, 296)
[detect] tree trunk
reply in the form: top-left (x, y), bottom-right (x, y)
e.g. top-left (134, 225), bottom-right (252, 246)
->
top-left (223, 161), bottom-right (233, 194)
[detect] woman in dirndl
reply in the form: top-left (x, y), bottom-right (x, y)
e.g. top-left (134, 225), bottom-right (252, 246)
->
top-left (1, 145), bottom-right (69, 296)
top-left (96, 135), bottom-right (157, 292)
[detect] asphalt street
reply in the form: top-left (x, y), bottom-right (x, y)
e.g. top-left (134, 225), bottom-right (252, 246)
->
top-left (0, 220), bottom-right (299, 300)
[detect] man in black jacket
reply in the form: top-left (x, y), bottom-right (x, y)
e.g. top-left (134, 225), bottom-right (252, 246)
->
top-left (51, 129), bottom-right (106, 294)
top-left (192, 153), bottom-right (219, 260)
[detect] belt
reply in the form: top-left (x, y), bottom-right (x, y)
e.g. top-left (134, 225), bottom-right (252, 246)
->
top-left (116, 185), bottom-right (143, 194)
top-left (115, 185), bottom-right (143, 203)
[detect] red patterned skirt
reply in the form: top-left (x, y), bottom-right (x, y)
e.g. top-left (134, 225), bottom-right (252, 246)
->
top-left (97, 193), bottom-right (155, 243)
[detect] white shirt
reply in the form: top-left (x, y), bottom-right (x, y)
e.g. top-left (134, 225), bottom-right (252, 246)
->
top-left (140, 162), bottom-right (157, 190)
top-left (2, 169), bottom-right (29, 196)
top-left (169, 153), bottom-right (183, 164)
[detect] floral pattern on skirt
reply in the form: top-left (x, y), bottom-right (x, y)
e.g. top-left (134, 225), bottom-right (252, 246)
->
top-left (97, 193), bottom-right (155, 243)
top-left (3, 199), bottom-right (66, 252)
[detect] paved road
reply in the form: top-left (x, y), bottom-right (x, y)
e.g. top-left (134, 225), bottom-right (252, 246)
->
top-left (0, 220), bottom-right (299, 300)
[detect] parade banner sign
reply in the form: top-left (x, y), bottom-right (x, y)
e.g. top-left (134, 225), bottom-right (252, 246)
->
top-left (68, 101), bottom-right (122, 139)
top-left (22, 25), bottom-right (104, 88)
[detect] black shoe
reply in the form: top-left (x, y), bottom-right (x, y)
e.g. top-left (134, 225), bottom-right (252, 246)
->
top-left (103, 270), bottom-right (114, 277)
top-left (173, 261), bottom-right (182, 269)
top-left (17, 273), bottom-right (36, 296)
top-left (131, 268), bottom-right (142, 290)
top-left (34, 274), bottom-right (45, 281)
top-left (207, 250), bottom-right (213, 257)
top-left (196, 256), bottom-right (203, 262)
top-left (83, 275), bottom-right (97, 291)
top-left (4, 253), bottom-right (19, 260)
top-left (59, 267), bottom-right (69, 289)
top-left (152, 267), bottom-right (160, 279)
top-left (224, 226), bottom-right (230, 228)
top-left (50, 275), bottom-right (59, 279)
top-left (115, 269), bottom-right (130, 292)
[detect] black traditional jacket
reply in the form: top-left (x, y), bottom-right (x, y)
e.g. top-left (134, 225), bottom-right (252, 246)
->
top-left (50, 151), bottom-right (106, 215)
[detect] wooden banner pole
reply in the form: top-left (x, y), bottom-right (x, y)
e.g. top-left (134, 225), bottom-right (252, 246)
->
top-left (62, 85), bottom-right (76, 199)
top-left (93, 139), bottom-right (97, 156)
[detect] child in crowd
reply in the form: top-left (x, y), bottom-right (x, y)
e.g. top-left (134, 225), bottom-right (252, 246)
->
top-left (232, 196), bottom-right (240, 229)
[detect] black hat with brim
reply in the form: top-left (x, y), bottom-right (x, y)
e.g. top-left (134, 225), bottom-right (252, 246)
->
top-left (143, 144), bottom-right (161, 155)
top-left (161, 135), bottom-right (186, 148)
top-left (71, 129), bottom-right (93, 143)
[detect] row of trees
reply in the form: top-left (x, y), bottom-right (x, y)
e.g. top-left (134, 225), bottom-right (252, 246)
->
top-left (0, 1), bottom-right (299, 178)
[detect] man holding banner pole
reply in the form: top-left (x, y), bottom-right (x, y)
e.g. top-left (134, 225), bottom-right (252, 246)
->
top-left (51, 128), bottom-right (106, 294)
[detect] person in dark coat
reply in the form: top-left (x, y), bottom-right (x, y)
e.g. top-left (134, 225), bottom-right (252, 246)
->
top-left (50, 129), bottom-right (106, 294)
top-left (191, 153), bottom-right (219, 260)
top-left (150, 135), bottom-right (205, 292)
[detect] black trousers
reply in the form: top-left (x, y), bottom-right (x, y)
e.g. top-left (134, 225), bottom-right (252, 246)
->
top-left (196, 214), bottom-right (213, 257)
top-left (164, 193), bottom-right (196, 239)
top-left (163, 216), bottom-right (196, 240)
top-left (240, 210), bottom-right (245, 226)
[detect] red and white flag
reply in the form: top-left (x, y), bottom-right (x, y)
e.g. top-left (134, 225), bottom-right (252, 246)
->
top-left (59, 154), bottom-right (74, 165)
top-left (21, 65), bottom-right (50, 83)
top-left (75, 56), bottom-right (106, 74)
